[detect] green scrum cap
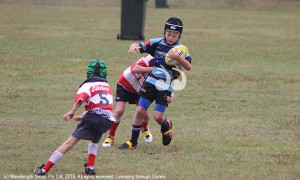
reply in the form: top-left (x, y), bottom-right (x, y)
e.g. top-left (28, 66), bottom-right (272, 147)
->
top-left (86, 59), bottom-right (107, 78)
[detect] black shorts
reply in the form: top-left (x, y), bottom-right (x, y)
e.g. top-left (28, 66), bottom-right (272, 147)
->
top-left (72, 113), bottom-right (113, 143)
top-left (139, 81), bottom-right (172, 106)
top-left (115, 83), bottom-right (140, 104)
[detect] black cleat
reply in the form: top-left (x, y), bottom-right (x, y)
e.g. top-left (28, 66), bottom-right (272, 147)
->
top-left (118, 141), bottom-right (137, 150)
top-left (84, 163), bottom-right (96, 175)
top-left (34, 164), bottom-right (47, 176)
top-left (162, 120), bottom-right (173, 146)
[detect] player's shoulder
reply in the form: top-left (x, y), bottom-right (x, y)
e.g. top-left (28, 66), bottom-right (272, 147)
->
top-left (136, 54), bottom-right (154, 67)
top-left (142, 54), bottom-right (154, 62)
top-left (149, 37), bottom-right (164, 44)
top-left (150, 37), bottom-right (164, 41)
top-left (80, 78), bottom-right (110, 88)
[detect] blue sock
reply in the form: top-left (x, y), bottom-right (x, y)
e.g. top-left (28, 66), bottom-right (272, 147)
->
top-left (130, 125), bottom-right (142, 145)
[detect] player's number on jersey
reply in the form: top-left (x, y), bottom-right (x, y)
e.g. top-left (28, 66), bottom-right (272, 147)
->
top-left (98, 92), bottom-right (109, 106)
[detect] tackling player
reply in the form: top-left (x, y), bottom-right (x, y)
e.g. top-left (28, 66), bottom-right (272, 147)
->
top-left (102, 54), bottom-right (173, 147)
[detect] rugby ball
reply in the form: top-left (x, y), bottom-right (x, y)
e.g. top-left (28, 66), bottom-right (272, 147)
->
top-left (165, 45), bottom-right (188, 66)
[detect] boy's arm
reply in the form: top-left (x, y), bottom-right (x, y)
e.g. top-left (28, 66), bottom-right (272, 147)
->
top-left (63, 100), bottom-right (83, 121)
top-left (132, 65), bottom-right (153, 74)
top-left (73, 116), bottom-right (82, 121)
top-left (128, 43), bottom-right (141, 53)
top-left (129, 39), bottom-right (162, 56)
top-left (168, 48), bottom-right (192, 71)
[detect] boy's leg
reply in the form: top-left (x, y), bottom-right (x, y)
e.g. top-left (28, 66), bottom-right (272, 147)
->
top-left (118, 97), bottom-right (151, 149)
top-left (118, 82), bottom-right (156, 149)
top-left (141, 109), bottom-right (153, 142)
top-left (136, 97), bottom-right (152, 142)
top-left (131, 95), bottom-right (154, 144)
top-left (141, 109), bottom-right (150, 129)
top-left (84, 141), bottom-right (98, 175)
top-left (57, 136), bottom-right (81, 153)
top-left (139, 99), bottom-right (149, 130)
top-left (154, 108), bottom-right (173, 146)
top-left (86, 142), bottom-right (98, 168)
top-left (35, 136), bottom-right (80, 175)
top-left (154, 90), bottom-right (173, 146)
top-left (103, 101), bottom-right (126, 147)
top-left (85, 114), bottom-right (113, 175)
top-left (110, 101), bottom-right (126, 137)
top-left (131, 105), bottom-right (148, 142)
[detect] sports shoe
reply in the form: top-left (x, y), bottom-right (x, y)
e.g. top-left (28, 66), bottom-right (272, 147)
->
top-left (162, 120), bottom-right (173, 146)
top-left (84, 163), bottom-right (96, 175)
top-left (102, 136), bottom-right (114, 147)
top-left (118, 141), bottom-right (137, 150)
top-left (141, 127), bottom-right (153, 143)
top-left (34, 164), bottom-right (47, 176)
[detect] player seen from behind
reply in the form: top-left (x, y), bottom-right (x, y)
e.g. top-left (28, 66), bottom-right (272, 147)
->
top-left (34, 59), bottom-right (114, 175)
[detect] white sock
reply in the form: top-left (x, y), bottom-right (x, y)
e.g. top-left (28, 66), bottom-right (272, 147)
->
top-left (88, 142), bottom-right (98, 156)
top-left (49, 150), bottom-right (64, 164)
top-left (115, 117), bottom-right (121, 123)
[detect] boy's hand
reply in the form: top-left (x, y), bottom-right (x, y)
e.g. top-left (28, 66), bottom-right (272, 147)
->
top-left (128, 43), bottom-right (141, 53)
top-left (63, 111), bottom-right (75, 121)
top-left (168, 47), bottom-right (180, 60)
top-left (166, 92), bottom-right (174, 104)
top-left (73, 116), bottom-right (82, 121)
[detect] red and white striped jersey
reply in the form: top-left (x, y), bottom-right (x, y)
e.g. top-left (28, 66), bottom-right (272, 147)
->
top-left (117, 54), bottom-right (153, 94)
top-left (75, 80), bottom-right (114, 119)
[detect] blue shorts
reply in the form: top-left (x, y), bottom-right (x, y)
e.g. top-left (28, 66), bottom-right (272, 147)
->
top-left (138, 82), bottom-right (171, 112)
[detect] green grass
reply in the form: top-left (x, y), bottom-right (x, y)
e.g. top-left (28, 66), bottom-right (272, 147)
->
top-left (0, 2), bottom-right (299, 180)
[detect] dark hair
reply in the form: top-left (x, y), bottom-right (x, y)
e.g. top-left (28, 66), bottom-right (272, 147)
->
top-left (164, 17), bottom-right (183, 38)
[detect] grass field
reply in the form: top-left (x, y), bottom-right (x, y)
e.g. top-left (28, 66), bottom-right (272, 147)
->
top-left (0, 1), bottom-right (299, 180)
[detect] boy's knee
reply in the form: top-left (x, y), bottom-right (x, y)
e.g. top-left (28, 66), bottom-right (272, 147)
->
top-left (153, 112), bottom-right (165, 124)
top-left (136, 106), bottom-right (146, 115)
top-left (114, 108), bottom-right (124, 118)
top-left (59, 137), bottom-right (78, 153)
